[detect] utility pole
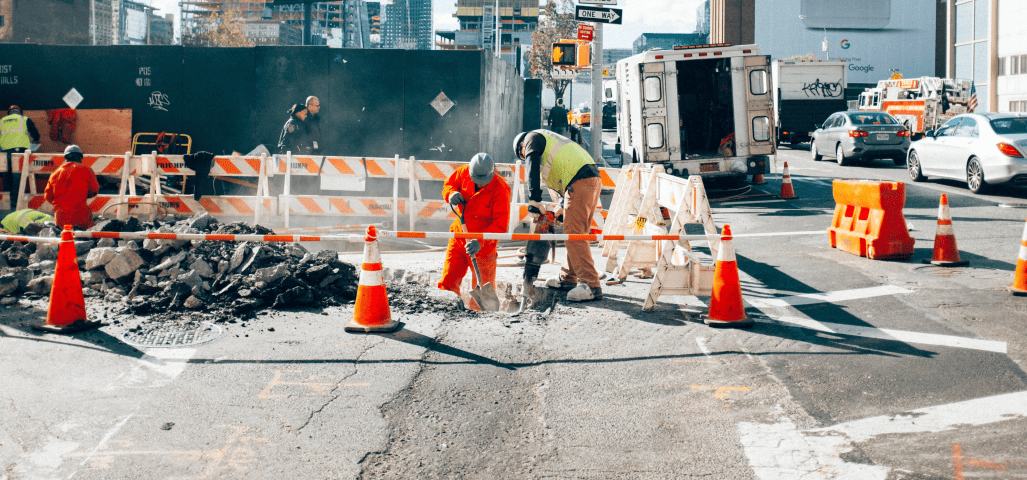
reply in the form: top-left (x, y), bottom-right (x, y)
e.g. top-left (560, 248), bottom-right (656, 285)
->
top-left (589, 23), bottom-right (603, 164)
top-left (91, 0), bottom-right (96, 45)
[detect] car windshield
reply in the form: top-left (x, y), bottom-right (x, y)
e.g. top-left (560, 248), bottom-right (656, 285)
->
top-left (989, 117), bottom-right (1027, 134)
top-left (847, 113), bottom-right (897, 125)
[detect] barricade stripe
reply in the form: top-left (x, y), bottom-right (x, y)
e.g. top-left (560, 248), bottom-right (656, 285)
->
top-left (422, 163), bottom-right (446, 179)
top-left (226, 197), bottom-right (254, 215)
top-left (329, 198), bottom-right (357, 215)
top-left (89, 197), bottom-right (111, 213)
top-left (600, 169), bottom-right (616, 188)
top-left (298, 197), bottom-right (325, 214)
top-left (365, 159), bottom-right (387, 176)
top-left (361, 199), bottom-right (388, 216)
top-left (215, 157), bottom-right (243, 175)
top-left (362, 263), bottom-right (384, 271)
top-left (199, 198), bottom-right (224, 214)
top-left (28, 197), bottom-right (45, 210)
top-left (103, 158), bottom-right (125, 174)
top-left (263, 235), bottom-right (295, 242)
top-left (328, 158), bottom-right (356, 175)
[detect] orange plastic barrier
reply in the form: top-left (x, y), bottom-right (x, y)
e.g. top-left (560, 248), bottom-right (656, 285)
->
top-left (827, 180), bottom-right (914, 260)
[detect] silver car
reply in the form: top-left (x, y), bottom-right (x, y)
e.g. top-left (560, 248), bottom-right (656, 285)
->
top-left (810, 111), bottom-right (911, 166)
top-left (906, 113), bottom-right (1027, 194)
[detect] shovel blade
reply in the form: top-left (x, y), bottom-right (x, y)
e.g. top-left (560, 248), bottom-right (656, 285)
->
top-left (474, 283), bottom-right (502, 312)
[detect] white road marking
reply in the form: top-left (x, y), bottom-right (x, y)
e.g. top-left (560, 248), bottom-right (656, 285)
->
top-left (70, 414), bottom-right (134, 478)
top-left (767, 316), bottom-right (1007, 353)
top-left (716, 199), bottom-right (787, 206)
top-left (695, 337), bottom-right (712, 357)
top-left (747, 285), bottom-right (913, 308)
top-left (106, 348), bottom-right (197, 390)
top-left (740, 391), bottom-right (1027, 479)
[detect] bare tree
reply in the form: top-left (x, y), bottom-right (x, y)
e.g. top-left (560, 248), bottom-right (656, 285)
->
top-left (529, 0), bottom-right (578, 101)
top-left (182, 9), bottom-right (255, 47)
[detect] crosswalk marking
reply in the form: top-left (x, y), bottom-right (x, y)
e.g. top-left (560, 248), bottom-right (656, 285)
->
top-left (767, 316), bottom-right (1007, 353)
top-left (746, 285), bottom-right (914, 308)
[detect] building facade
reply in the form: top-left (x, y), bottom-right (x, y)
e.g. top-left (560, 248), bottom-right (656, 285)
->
top-left (632, 33), bottom-right (709, 55)
top-left (436, 0), bottom-right (539, 66)
top-left (382, 0), bottom-right (432, 49)
top-left (945, 0), bottom-right (1027, 113)
top-left (0, 0), bottom-right (92, 45)
top-left (180, 1), bottom-right (368, 47)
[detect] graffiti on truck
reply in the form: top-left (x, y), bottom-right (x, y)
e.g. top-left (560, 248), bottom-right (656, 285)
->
top-left (801, 79), bottom-right (843, 98)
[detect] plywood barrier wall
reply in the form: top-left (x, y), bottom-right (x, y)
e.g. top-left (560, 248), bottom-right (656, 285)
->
top-left (24, 109), bottom-right (133, 155)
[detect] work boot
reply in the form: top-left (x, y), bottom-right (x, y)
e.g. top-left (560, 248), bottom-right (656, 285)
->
top-left (545, 275), bottom-right (577, 291)
top-left (567, 283), bottom-right (602, 302)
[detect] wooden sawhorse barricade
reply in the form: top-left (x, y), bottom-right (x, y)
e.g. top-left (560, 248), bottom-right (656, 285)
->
top-left (601, 163), bottom-right (721, 311)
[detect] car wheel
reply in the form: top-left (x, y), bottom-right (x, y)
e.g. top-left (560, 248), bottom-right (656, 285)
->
top-left (907, 150), bottom-right (926, 182)
top-left (836, 144), bottom-right (851, 167)
top-left (967, 156), bottom-right (989, 194)
top-left (811, 142), bottom-right (822, 161)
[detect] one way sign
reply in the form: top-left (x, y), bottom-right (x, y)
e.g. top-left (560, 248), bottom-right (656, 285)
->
top-left (575, 5), bottom-right (623, 25)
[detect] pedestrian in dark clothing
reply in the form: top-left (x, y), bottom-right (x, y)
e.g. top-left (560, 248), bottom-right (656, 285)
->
top-left (548, 98), bottom-right (569, 136)
top-left (304, 96), bottom-right (322, 154)
top-left (277, 102), bottom-right (311, 155)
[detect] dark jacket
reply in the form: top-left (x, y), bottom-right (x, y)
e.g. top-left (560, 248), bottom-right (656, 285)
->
top-left (304, 114), bottom-right (322, 154)
top-left (277, 116), bottom-right (310, 155)
top-left (549, 105), bottom-right (569, 129)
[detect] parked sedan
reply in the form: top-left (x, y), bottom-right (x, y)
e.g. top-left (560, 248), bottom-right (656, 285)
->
top-left (810, 111), bottom-right (911, 166)
top-left (906, 113), bottom-right (1027, 194)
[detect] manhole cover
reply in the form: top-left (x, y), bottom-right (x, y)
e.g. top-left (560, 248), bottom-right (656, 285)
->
top-left (912, 265), bottom-right (1011, 280)
top-left (121, 322), bottom-right (222, 348)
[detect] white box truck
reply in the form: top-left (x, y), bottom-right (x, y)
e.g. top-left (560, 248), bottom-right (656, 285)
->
top-left (615, 44), bottom-right (774, 187)
top-left (772, 59), bottom-right (848, 146)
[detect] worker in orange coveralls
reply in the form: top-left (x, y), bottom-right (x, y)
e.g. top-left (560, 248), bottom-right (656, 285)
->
top-left (44, 145), bottom-right (99, 230)
top-left (438, 152), bottom-right (511, 309)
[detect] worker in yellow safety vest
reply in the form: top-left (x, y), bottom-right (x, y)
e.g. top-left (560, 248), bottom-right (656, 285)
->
top-left (1, 209), bottom-right (53, 234)
top-left (512, 129), bottom-right (603, 302)
top-left (1, 105), bottom-right (40, 209)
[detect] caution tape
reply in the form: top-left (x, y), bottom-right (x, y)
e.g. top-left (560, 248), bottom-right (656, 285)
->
top-left (0, 234), bottom-right (60, 244)
top-left (73, 231), bottom-right (363, 243)
top-left (22, 194), bottom-right (277, 217)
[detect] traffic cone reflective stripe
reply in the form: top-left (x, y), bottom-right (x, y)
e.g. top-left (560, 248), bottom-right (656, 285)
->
top-left (346, 225), bottom-right (401, 333)
top-left (924, 194), bottom-right (968, 266)
top-left (704, 225), bottom-right (753, 328)
top-left (778, 162), bottom-right (797, 199)
top-left (1010, 217), bottom-right (1027, 295)
top-left (33, 226), bottom-right (101, 334)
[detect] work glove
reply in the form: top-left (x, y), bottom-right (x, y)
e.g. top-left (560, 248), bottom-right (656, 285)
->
top-left (448, 192), bottom-right (466, 206)
top-left (528, 201), bottom-right (545, 221)
top-left (465, 239), bottom-right (481, 257)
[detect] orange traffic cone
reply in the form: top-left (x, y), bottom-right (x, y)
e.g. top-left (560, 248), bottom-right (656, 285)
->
top-left (703, 225), bottom-right (753, 328)
top-left (923, 194), bottom-right (968, 266)
top-left (751, 173), bottom-right (766, 185)
top-left (33, 226), bottom-right (101, 334)
top-left (345, 225), bottom-right (401, 333)
top-left (1011, 216), bottom-right (1027, 296)
top-left (778, 162), bottom-right (797, 199)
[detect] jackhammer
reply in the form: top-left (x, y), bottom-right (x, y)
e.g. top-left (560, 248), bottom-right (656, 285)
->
top-left (518, 211), bottom-right (557, 313)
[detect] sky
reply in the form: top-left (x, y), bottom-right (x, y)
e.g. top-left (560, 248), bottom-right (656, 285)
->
top-left (148, 0), bottom-right (705, 50)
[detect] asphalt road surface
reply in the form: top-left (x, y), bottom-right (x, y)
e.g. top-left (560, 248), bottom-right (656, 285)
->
top-left (2, 140), bottom-right (1027, 479)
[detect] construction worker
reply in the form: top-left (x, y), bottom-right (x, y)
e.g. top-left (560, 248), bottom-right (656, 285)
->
top-left (513, 129), bottom-right (602, 302)
top-left (277, 101), bottom-right (311, 155)
top-left (438, 153), bottom-right (511, 309)
top-left (43, 145), bottom-right (99, 230)
top-left (1, 106), bottom-right (41, 208)
top-left (1, 209), bottom-right (53, 234)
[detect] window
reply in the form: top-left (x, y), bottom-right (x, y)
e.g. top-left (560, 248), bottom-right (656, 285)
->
top-left (643, 77), bottom-right (662, 102)
top-left (646, 123), bottom-right (664, 148)
top-left (955, 2), bottom-right (973, 43)
top-left (1012, 56), bottom-right (1020, 75)
top-left (955, 117), bottom-right (978, 136)
top-left (849, 113), bottom-right (898, 125)
top-left (999, 57), bottom-right (1006, 76)
top-left (749, 70), bottom-right (768, 95)
top-left (0, 16), bottom-right (4, 28)
top-left (1021, 54), bottom-right (1027, 73)
top-left (992, 116), bottom-right (1027, 132)
top-left (974, 42), bottom-right (989, 81)
top-left (752, 116), bottom-right (771, 141)
top-left (937, 118), bottom-right (963, 137)
top-left (1010, 100), bottom-right (1027, 113)
top-left (955, 45), bottom-right (972, 79)
top-left (975, 0), bottom-right (989, 41)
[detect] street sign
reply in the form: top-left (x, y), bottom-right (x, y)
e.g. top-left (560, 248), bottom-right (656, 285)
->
top-left (577, 24), bottom-right (594, 42)
top-left (575, 5), bottom-right (622, 25)
top-left (578, 0), bottom-right (618, 4)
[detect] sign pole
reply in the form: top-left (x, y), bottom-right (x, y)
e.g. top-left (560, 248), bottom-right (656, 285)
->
top-left (590, 23), bottom-right (605, 166)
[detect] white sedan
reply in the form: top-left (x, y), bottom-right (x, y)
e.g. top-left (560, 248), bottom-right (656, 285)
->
top-left (906, 113), bottom-right (1027, 194)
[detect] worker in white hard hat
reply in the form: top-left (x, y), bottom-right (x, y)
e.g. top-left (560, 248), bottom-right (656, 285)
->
top-left (438, 152), bottom-right (511, 309)
top-left (513, 129), bottom-right (602, 302)
top-left (44, 145), bottom-right (99, 230)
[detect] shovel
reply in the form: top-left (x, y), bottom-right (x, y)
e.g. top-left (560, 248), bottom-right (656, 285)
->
top-left (452, 204), bottom-right (502, 312)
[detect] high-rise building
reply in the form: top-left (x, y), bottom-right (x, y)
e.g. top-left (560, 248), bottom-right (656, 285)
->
top-left (180, 1), bottom-right (368, 47)
top-left (382, 0), bottom-right (432, 50)
top-left (696, 0), bottom-right (711, 36)
top-left (366, 1), bottom-right (382, 47)
top-left (436, 0), bottom-right (539, 68)
top-left (945, 0), bottom-right (1027, 113)
top-left (0, 0), bottom-right (92, 45)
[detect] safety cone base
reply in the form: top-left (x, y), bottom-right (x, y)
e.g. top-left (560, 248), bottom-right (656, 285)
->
top-left (32, 319), bottom-right (104, 334)
top-left (922, 258), bottom-right (969, 267)
top-left (345, 318), bottom-right (401, 333)
top-left (777, 194), bottom-right (800, 200)
top-left (1010, 286), bottom-right (1027, 297)
top-left (702, 315), bottom-right (754, 329)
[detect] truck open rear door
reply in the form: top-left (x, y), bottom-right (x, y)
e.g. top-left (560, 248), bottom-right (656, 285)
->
top-left (744, 55), bottom-right (775, 156)
top-left (641, 62), bottom-right (670, 162)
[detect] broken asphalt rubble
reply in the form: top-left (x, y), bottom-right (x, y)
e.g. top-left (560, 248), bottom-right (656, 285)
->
top-left (0, 213), bottom-right (361, 322)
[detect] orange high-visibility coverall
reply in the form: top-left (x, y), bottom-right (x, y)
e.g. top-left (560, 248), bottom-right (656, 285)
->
top-left (44, 161), bottom-right (99, 230)
top-left (438, 165), bottom-right (511, 299)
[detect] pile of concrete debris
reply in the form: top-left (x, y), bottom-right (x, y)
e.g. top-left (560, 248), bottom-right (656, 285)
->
top-left (0, 213), bottom-right (359, 321)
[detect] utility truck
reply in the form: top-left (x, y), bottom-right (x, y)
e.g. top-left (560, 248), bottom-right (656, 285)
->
top-left (615, 44), bottom-right (774, 188)
top-left (858, 77), bottom-right (975, 139)
top-left (772, 59), bottom-right (848, 146)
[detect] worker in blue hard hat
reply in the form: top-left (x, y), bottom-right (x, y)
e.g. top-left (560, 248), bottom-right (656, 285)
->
top-left (438, 152), bottom-right (511, 309)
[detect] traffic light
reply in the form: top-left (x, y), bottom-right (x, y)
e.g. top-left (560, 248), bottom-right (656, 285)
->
top-left (552, 43), bottom-right (577, 66)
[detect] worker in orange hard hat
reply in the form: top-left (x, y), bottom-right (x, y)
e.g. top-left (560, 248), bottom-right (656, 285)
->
top-left (44, 145), bottom-right (99, 230)
top-left (438, 153), bottom-right (511, 309)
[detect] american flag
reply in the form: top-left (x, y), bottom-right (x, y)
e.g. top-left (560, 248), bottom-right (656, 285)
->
top-left (968, 81), bottom-right (978, 112)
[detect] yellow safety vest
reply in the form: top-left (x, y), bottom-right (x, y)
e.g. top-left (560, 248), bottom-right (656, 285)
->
top-left (537, 130), bottom-right (595, 194)
top-left (1, 209), bottom-right (53, 234)
top-left (0, 114), bottom-right (30, 151)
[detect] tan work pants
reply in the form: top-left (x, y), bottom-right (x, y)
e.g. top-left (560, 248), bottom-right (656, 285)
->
top-left (560, 176), bottom-right (601, 289)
